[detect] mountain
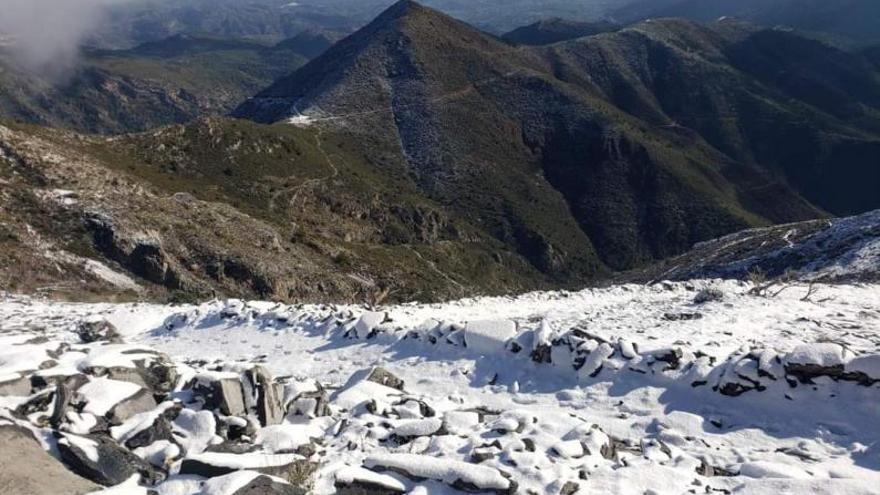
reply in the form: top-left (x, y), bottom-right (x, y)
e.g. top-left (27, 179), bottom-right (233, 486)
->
top-left (0, 117), bottom-right (551, 303)
top-left (502, 18), bottom-right (620, 45)
top-left (623, 209), bottom-right (880, 284)
top-left (236, 1), bottom-right (880, 275)
top-left (0, 35), bottom-right (312, 134)
top-left (615, 0), bottom-right (880, 46)
top-left (274, 29), bottom-right (346, 59)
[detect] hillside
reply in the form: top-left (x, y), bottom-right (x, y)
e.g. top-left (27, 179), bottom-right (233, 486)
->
top-left (236, 1), bottom-right (880, 274)
top-left (616, 0), bottom-right (880, 46)
top-left (0, 34), bottom-right (319, 134)
top-left (502, 18), bottom-right (620, 45)
top-left (0, 118), bottom-right (556, 303)
top-left (624, 209), bottom-right (880, 284)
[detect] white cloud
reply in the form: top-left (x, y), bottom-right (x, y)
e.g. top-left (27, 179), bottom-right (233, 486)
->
top-left (0, 0), bottom-right (136, 76)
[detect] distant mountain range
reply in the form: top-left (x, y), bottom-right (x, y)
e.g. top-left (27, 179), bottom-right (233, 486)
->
top-left (615, 0), bottom-right (880, 46)
top-left (501, 18), bottom-right (620, 45)
top-left (0, 32), bottom-right (340, 134)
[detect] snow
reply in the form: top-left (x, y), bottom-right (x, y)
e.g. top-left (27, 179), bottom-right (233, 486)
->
top-left (111, 401), bottom-right (176, 444)
top-left (172, 409), bottom-right (220, 455)
top-left (86, 474), bottom-right (151, 494)
top-left (254, 423), bottom-right (325, 454)
top-left (364, 453), bottom-right (511, 490)
top-left (60, 433), bottom-right (101, 463)
top-left (184, 451), bottom-right (302, 470)
top-left (199, 471), bottom-right (287, 495)
top-left (847, 355), bottom-right (880, 379)
top-left (739, 460), bottom-right (812, 479)
top-left (334, 466), bottom-right (407, 492)
top-left (464, 319), bottom-right (517, 355)
top-left (786, 343), bottom-right (848, 366)
top-left (78, 377), bottom-right (142, 416)
top-left (1, 279), bottom-right (880, 495)
top-left (392, 417), bottom-right (443, 438)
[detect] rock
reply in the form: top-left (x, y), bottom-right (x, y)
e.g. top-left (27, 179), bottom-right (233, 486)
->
top-left (58, 433), bottom-right (163, 486)
top-left (245, 366), bottom-right (284, 427)
top-left (0, 425), bottom-right (100, 495)
top-left (15, 388), bottom-right (55, 417)
top-left (697, 460), bottom-right (737, 477)
top-left (366, 367), bottom-right (405, 391)
top-left (693, 288), bottom-right (724, 304)
top-left (123, 406), bottom-right (180, 450)
top-left (287, 385), bottom-right (331, 418)
top-left (0, 373), bottom-right (31, 396)
top-left (76, 320), bottom-right (122, 344)
top-left (652, 348), bottom-right (684, 371)
top-left (350, 312), bottom-right (387, 339)
top-left (785, 343), bottom-right (847, 383)
top-left (662, 312), bottom-right (703, 321)
top-left (50, 382), bottom-right (74, 429)
top-left (560, 481), bottom-right (581, 495)
top-left (231, 474), bottom-right (307, 495)
top-left (552, 440), bottom-right (585, 459)
top-left (179, 451), bottom-right (310, 479)
top-left (364, 453), bottom-right (515, 494)
top-left (192, 372), bottom-right (248, 417)
top-left (135, 357), bottom-right (180, 396)
top-left (391, 418), bottom-right (444, 441)
top-left (111, 388), bottom-right (159, 423)
top-left (530, 320), bottom-right (555, 364)
top-left (335, 466), bottom-right (407, 494)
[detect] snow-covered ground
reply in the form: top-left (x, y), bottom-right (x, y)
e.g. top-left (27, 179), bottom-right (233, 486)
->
top-left (1, 279), bottom-right (879, 494)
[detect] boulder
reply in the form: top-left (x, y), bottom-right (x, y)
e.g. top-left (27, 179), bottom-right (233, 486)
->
top-left (76, 320), bottom-right (122, 344)
top-left (123, 405), bottom-right (180, 450)
top-left (0, 425), bottom-right (100, 495)
top-left (231, 474), bottom-right (307, 495)
top-left (366, 367), bottom-right (405, 391)
top-left (110, 388), bottom-right (159, 423)
top-left (693, 288), bottom-right (724, 304)
top-left (58, 433), bottom-right (163, 486)
top-left (245, 366), bottom-right (284, 427)
top-left (191, 372), bottom-right (248, 417)
top-left (287, 386), bottom-right (331, 418)
top-left (179, 451), bottom-right (309, 479)
top-left (785, 343), bottom-right (847, 383)
top-left (0, 373), bottom-right (31, 396)
top-left (335, 466), bottom-right (407, 494)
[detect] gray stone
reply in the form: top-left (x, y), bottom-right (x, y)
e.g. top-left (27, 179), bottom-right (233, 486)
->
top-left (366, 367), bottom-right (405, 391)
top-left (232, 475), bottom-right (307, 495)
top-left (0, 374), bottom-right (31, 396)
top-left (58, 433), bottom-right (163, 486)
top-left (0, 425), bottom-right (100, 495)
top-left (246, 366), bottom-right (284, 427)
top-left (110, 388), bottom-right (158, 423)
top-left (76, 320), bottom-right (122, 344)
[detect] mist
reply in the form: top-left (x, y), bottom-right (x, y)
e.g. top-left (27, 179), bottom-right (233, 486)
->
top-left (0, 0), bottom-right (135, 78)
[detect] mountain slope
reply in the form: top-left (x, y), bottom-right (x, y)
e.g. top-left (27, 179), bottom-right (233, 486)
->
top-left (0, 35), bottom-right (312, 134)
top-left (0, 117), bottom-right (556, 303)
top-left (615, 0), bottom-right (880, 46)
top-left (235, 1), bottom-right (880, 274)
top-left (502, 18), bottom-right (620, 45)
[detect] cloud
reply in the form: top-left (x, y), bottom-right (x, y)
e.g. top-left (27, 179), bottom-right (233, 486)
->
top-left (0, 0), bottom-right (136, 77)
